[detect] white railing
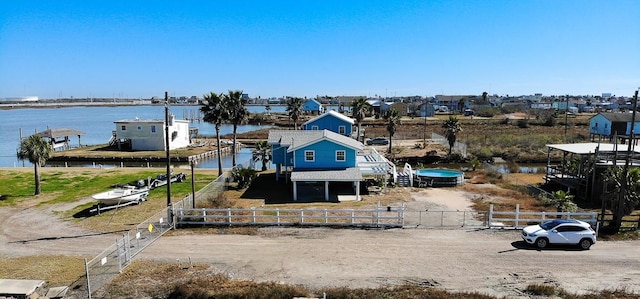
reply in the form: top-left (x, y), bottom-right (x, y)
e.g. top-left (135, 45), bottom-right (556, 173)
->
top-left (488, 204), bottom-right (598, 229)
top-left (175, 205), bottom-right (405, 228)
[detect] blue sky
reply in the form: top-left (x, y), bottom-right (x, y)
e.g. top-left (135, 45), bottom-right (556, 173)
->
top-left (1, 1), bottom-right (639, 99)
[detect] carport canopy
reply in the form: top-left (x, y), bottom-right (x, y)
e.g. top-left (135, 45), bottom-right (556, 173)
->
top-left (290, 167), bottom-right (363, 201)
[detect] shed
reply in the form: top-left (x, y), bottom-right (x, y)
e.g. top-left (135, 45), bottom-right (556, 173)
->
top-left (35, 128), bottom-right (85, 151)
top-left (113, 115), bottom-right (190, 151)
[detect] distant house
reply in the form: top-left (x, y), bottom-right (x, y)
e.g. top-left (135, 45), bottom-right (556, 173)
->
top-left (381, 102), bottom-right (409, 116)
top-left (268, 129), bottom-right (365, 201)
top-left (302, 110), bottom-right (354, 137)
top-left (302, 99), bottom-right (324, 115)
top-left (589, 112), bottom-right (640, 142)
top-left (113, 115), bottom-right (190, 151)
top-left (416, 103), bottom-right (436, 117)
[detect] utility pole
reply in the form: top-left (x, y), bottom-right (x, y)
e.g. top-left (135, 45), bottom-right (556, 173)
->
top-left (165, 91), bottom-right (173, 224)
top-left (564, 95), bottom-right (569, 142)
top-left (617, 89), bottom-right (639, 230)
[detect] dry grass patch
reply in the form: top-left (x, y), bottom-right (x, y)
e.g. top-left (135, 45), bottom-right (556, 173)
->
top-left (0, 255), bottom-right (86, 286)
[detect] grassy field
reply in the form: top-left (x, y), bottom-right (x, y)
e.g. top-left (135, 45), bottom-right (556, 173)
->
top-left (0, 167), bottom-right (219, 231)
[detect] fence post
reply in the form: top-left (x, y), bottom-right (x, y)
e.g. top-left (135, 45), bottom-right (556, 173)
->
top-left (300, 209), bottom-right (304, 224)
top-left (462, 211), bottom-right (466, 227)
top-left (202, 209), bottom-right (207, 226)
top-left (252, 208), bottom-right (256, 224)
top-left (85, 258), bottom-right (92, 299)
top-left (515, 204), bottom-right (520, 228)
top-left (227, 208), bottom-right (232, 224)
top-left (351, 210), bottom-right (355, 224)
top-left (277, 209), bottom-right (280, 225)
top-left (488, 204), bottom-right (494, 228)
top-left (324, 209), bottom-right (328, 224)
top-left (441, 211), bottom-right (444, 226)
top-left (541, 211), bottom-right (546, 223)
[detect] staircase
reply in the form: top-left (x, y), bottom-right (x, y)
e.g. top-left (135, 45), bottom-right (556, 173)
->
top-left (396, 172), bottom-right (412, 187)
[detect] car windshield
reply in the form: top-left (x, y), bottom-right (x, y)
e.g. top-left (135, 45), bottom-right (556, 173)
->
top-left (539, 220), bottom-right (565, 230)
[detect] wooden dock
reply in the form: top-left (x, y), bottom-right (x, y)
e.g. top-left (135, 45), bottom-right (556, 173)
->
top-left (47, 143), bottom-right (243, 166)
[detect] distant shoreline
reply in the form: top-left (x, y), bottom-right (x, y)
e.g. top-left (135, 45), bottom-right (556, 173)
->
top-left (0, 101), bottom-right (287, 110)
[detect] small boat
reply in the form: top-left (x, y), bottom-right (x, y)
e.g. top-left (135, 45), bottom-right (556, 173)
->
top-left (148, 172), bottom-right (186, 189)
top-left (91, 185), bottom-right (149, 206)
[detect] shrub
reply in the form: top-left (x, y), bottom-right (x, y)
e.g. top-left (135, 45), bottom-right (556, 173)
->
top-left (516, 119), bottom-right (529, 128)
top-left (231, 167), bottom-right (257, 189)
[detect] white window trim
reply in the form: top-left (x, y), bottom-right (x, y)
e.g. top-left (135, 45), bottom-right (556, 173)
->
top-left (304, 150), bottom-right (315, 162)
top-left (311, 125), bottom-right (319, 130)
top-left (338, 125), bottom-right (346, 135)
top-left (335, 150), bottom-right (346, 162)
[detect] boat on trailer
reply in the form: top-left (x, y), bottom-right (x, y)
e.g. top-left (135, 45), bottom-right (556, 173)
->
top-left (91, 185), bottom-right (149, 206)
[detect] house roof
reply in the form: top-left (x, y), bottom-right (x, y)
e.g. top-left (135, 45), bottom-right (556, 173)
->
top-left (35, 128), bottom-right (84, 138)
top-left (592, 112), bottom-right (640, 122)
top-left (547, 143), bottom-right (640, 155)
top-left (290, 167), bottom-right (363, 182)
top-left (267, 129), bottom-right (364, 152)
top-left (302, 110), bottom-right (355, 126)
top-left (304, 99), bottom-right (322, 106)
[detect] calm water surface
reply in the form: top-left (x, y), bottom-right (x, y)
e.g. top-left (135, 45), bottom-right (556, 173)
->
top-left (0, 105), bottom-right (274, 168)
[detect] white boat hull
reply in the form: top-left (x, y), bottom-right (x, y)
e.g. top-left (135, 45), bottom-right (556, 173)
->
top-left (92, 187), bottom-right (149, 206)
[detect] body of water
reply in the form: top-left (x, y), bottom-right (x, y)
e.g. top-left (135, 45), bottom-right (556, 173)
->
top-left (0, 105), bottom-right (276, 168)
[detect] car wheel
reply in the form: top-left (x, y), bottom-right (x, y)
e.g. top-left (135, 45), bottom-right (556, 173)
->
top-left (579, 238), bottom-right (592, 250)
top-left (535, 237), bottom-right (548, 249)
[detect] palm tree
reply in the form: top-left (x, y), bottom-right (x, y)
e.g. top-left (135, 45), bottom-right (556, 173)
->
top-left (544, 190), bottom-right (578, 216)
top-left (200, 92), bottom-right (227, 176)
top-left (602, 166), bottom-right (640, 231)
top-left (17, 134), bottom-right (52, 195)
top-left (252, 140), bottom-right (272, 171)
top-left (225, 90), bottom-right (249, 167)
top-left (265, 103), bottom-right (271, 116)
top-left (442, 115), bottom-right (462, 157)
top-left (286, 97), bottom-right (303, 130)
top-left (351, 97), bottom-right (370, 142)
top-left (382, 108), bottom-right (400, 153)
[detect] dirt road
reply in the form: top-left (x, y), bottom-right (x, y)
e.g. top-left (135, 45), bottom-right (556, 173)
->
top-left (140, 227), bottom-right (640, 298)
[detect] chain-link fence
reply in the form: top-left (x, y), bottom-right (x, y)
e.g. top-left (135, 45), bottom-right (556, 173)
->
top-left (65, 171), bottom-right (232, 299)
top-left (403, 209), bottom-right (487, 228)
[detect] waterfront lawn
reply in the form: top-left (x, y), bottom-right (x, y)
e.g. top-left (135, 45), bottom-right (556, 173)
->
top-left (0, 168), bottom-right (218, 231)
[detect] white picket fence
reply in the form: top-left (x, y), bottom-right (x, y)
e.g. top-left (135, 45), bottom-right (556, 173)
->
top-left (488, 204), bottom-right (598, 229)
top-left (175, 205), bottom-right (405, 228)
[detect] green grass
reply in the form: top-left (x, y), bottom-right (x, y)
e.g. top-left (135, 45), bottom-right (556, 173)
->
top-left (0, 168), bottom-right (218, 232)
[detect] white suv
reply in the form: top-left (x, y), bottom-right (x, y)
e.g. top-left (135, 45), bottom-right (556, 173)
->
top-left (521, 219), bottom-right (596, 250)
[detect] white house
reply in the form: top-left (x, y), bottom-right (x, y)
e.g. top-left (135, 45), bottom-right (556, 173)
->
top-left (114, 115), bottom-right (190, 151)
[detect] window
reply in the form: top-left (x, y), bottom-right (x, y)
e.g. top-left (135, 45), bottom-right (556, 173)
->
top-left (338, 125), bottom-right (346, 135)
top-left (336, 150), bottom-right (346, 162)
top-left (311, 125), bottom-right (319, 130)
top-left (151, 125), bottom-right (156, 133)
top-left (305, 150), bottom-right (315, 162)
top-left (121, 125), bottom-right (126, 131)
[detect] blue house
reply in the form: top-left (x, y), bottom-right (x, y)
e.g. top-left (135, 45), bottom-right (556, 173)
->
top-left (302, 110), bottom-right (355, 137)
top-left (302, 99), bottom-right (324, 115)
top-left (268, 129), bottom-right (365, 201)
top-left (589, 112), bottom-right (640, 142)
